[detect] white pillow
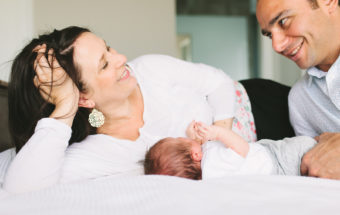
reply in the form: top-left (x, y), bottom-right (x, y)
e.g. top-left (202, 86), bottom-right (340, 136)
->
top-left (0, 148), bottom-right (16, 185)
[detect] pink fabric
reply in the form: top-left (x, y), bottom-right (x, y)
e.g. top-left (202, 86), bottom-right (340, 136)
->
top-left (232, 81), bottom-right (257, 142)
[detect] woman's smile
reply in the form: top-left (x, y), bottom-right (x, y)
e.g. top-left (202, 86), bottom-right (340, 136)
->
top-left (117, 65), bottom-right (131, 82)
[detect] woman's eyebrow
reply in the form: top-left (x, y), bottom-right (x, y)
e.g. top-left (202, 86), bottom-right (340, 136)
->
top-left (98, 40), bottom-right (108, 69)
top-left (98, 54), bottom-right (105, 69)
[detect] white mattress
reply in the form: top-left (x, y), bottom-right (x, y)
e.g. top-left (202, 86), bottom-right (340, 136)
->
top-left (1, 174), bottom-right (340, 215)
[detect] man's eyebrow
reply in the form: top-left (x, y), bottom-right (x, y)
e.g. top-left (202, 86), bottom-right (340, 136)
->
top-left (269, 10), bottom-right (291, 26)
top-left (261, 10), bottom-right (291, 36)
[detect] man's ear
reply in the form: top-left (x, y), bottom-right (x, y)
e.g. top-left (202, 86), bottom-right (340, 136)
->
top-left (78, 93), bottom-right (95, 108)
top-left (318, 0), bottom-right (339, 14)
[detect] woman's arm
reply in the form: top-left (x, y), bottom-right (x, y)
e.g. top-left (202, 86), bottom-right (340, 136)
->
top-left (4, 48), bottom-right (79, 193)
top-left (129, 55), bottom-right (236, 122)
top-left (3, 119), bottom-right (72, 193)
top-left (34, 46), bottom-right (79, 126)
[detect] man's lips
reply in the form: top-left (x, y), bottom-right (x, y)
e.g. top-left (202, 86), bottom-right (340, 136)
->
top-left (284, 40), bottom-right (304, 59)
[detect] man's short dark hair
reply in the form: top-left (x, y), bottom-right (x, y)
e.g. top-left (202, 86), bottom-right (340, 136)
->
top-left (257, 0), bottom-right (340, 8)
top-left (307, 0), bottom-right (340, 8)
top-left (308, 0), bottom-right (319, 9)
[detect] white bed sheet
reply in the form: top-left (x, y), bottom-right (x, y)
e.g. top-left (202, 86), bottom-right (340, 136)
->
top-left (0, 174), bottom-right (340, 215)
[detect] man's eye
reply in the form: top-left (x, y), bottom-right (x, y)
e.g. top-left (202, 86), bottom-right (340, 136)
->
top-left (279, 18), bottom-right (288, 26)
top-left (266, 33), bottom-right (272, 39)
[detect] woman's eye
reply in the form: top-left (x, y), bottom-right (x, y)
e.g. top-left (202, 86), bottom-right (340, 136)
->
top-left (102, 62), bottom-right (108, 70)
top-left (107, 46), bottom-right (110, 51)
top-left (279, 18), bottom-right (288, 27)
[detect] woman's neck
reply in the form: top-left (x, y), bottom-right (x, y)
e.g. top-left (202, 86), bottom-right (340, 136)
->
top-left (97, 86), bottom-right (144, 136)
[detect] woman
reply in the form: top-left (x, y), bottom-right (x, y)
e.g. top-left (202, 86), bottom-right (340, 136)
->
top-left (4, 26), bottom-right (238, 193)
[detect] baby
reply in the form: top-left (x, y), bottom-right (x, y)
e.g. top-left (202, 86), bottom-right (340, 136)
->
top-left (144, 121), bottom-right (317, 179)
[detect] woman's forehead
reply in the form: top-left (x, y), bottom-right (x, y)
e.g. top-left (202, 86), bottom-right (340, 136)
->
top-left (73, 32), bottom-right (106, 68)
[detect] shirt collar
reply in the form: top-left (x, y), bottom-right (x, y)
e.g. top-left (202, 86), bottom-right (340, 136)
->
top-left (307, 55), bottom-right (340, 86)
top-left (325, 54), bottom-right (340, 110)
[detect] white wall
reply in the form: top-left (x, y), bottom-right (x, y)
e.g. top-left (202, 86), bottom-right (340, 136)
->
top-left (177, 15), bottom-right (250, 81)
top-left (258, 28), bottom-right (303, 86)
top-left (33, 0), bottom-right (177, 61)
top-left (0, 0), bottom-right (177, 82)
top-left (0, 0), bottom-right (33, 82)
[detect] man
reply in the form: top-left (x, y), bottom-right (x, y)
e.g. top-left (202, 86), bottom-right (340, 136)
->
top-left (256, 0), bottom-right (340, 179)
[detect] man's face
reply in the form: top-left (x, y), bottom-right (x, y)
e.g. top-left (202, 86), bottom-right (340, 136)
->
top-left (256, 0), bottom-right (335, 71)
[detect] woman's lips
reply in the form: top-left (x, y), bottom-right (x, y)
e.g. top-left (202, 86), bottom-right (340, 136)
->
top-left (117, 65), bottom-right (131, 82)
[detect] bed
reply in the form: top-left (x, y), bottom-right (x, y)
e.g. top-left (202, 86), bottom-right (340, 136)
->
top-left (1, 172), bottom-right (340, 214)
top-left (1, 79), bottom-right (340, 214)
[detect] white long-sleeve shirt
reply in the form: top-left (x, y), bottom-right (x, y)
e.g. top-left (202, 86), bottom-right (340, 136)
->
top-left (4, 55), bottom-right (236, 193)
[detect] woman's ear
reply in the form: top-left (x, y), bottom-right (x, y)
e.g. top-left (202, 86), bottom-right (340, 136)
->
top-left (78, 93), bottom-right (95, 108)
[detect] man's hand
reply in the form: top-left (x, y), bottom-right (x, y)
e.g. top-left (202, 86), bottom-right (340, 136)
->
top-left (301, 132), bottom-right (340, 179)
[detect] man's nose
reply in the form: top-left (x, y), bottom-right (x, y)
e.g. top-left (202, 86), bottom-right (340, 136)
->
top-left (271, 31), bottom-right (288, 54)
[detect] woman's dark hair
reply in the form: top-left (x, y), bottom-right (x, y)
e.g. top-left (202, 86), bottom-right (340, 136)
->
top-left (9, 26), bottom-right (96, 152)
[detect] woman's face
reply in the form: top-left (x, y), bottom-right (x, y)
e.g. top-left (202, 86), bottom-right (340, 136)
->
top-left (73, 32), bottom-right (137, 109)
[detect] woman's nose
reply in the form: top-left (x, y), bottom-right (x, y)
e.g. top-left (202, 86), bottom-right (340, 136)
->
top-left (109, 48), bottom-right (127, 68)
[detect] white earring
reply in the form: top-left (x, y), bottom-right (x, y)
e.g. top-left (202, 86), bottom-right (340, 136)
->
top-left (88, 108), bottom-right (105, 128)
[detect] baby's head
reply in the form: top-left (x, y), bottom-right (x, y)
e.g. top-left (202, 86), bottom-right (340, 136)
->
top-left (144, 137), bottom-right (202, 180)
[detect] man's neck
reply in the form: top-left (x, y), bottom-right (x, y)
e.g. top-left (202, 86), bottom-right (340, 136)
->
top-left (317, 13), bottom-right (340, 72)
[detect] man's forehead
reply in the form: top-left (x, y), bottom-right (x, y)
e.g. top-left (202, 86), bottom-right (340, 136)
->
top-left (256, 0), bottom-right (289, 21)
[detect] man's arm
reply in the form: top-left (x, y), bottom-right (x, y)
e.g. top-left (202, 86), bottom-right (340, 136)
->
top-left (301, 132), bottom-right (340, 179)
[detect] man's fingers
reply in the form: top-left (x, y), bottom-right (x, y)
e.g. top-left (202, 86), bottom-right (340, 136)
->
top-left (300, 157), bottom-right (309, 176)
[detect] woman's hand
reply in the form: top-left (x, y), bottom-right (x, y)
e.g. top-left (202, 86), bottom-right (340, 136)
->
top-left (33, 45), bottom-right (80, 126)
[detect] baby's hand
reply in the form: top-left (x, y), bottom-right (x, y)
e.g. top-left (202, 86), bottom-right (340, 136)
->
top-left (195, 122), bottom-right (222, 142)
top-left (186, 121), bottom-right (203, 144)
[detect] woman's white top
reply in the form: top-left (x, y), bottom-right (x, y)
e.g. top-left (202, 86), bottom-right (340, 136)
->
top-left (4, 55), bottom-right (235, 193)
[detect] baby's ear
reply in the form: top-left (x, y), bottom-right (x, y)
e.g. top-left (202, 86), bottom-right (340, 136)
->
top-left (191, 149), bottom-right (203, 162)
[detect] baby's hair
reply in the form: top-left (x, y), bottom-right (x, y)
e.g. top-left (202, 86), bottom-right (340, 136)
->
top-left (144, 137), bottom-right (202, 180)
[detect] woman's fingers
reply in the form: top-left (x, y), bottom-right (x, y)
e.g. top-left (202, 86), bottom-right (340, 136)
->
top-left (35, 57), bottom-right (51, 83)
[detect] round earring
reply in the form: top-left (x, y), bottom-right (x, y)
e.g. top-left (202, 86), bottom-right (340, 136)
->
top-left (88, 108), bottom-right (105, 128)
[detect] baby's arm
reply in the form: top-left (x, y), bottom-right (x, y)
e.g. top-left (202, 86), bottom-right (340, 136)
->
top-left (195, 122), bottom-right (249, 157)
